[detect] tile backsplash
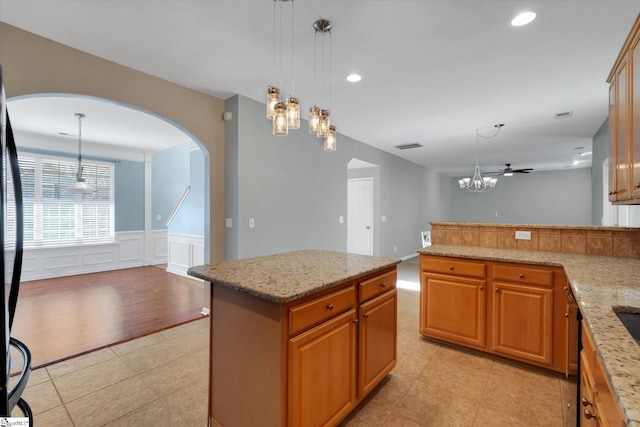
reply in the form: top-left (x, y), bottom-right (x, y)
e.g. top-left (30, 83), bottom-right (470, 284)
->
top-left (430, 222), bottom-right (640, 258)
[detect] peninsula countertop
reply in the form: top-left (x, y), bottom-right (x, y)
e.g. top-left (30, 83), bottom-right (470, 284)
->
top-left (187, 249), bottom-right (401, 304)
top-left (418, 244), bottom-right (640, 427)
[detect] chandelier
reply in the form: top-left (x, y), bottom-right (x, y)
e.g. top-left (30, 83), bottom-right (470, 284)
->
top-left (458, 124), bottom-right (504, 192)
top-left (309, 18), bottom-right (337, 151)
top-left (266, 0), bottom-right (299, 135)
top-left (66, 113), bottom-right (96, 194)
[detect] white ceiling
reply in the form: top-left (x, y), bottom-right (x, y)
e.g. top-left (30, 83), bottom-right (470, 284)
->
top-left (1, 1), bottom-right (637, 177)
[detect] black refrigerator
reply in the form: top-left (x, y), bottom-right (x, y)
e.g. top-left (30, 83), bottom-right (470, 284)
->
top-left (0, 65), bottom-right (32, 423)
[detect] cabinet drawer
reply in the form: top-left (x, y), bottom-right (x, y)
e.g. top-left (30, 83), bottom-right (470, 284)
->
top-left (360, 270), bottom-right (397, 303)
top-left (493, 264), bottom-right (553, 287)
top-left (423, 257), bottom-right (486, 279)
top-left (289, 286), bottom-right (356, 336)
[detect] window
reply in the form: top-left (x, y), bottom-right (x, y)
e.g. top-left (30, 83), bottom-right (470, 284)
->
top-left (8, 153), bottom-right (114, 247)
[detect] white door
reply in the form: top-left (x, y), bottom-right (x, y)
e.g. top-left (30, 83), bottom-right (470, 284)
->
top-left (348, 177), bottom-right (373, 255)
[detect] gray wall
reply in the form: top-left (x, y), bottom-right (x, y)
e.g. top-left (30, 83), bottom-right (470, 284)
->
top-left (592, 119), bottom-right (608, 225)
top-left (451, 168), bottom-right (592, 225)
top-left (169, 148), bottom-right (206, 236)
top-left (151, 143), bottom-right (190, 230)
top-left (224, 95), bottom-right (452, 260)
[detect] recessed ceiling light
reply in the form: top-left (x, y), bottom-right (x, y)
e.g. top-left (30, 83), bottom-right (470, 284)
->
top-left (511, 11), bottom-right (536, 27)
top-left (346, 74), bottom-right (362, 83)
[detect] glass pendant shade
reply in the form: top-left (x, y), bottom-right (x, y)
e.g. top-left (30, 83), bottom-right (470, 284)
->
top-left (272, 102), bottom-right (288, 135)
top-left (67, 177), bottom-right (95, 194)
top-left (309, 106), bottom-right (320, 133)
top-left (324, 125), bottom-right (337, 151)
top-left (266, 86), bottom-right (280, 119)
top-left (317, 110), bottom-right (330, 137)
top-left (286, 97), bottom-right (300, 129)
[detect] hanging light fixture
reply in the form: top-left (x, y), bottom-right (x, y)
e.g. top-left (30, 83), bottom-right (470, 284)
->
top-left (311, 18), bottom-right (337, 151)
top-left (458, 124), bottom-right (504, 193)
top-left (266, 0), bottom-right (301, 135)
top-left (66, 113), bottom-right (96, 194)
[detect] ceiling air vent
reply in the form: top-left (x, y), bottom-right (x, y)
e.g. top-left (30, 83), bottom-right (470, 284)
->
top-left (395, 143), bottom-right (423, 150)
top-left (555, 111), bottom-right (573, 119)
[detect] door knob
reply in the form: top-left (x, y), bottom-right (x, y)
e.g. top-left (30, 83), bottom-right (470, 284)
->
top-left (366, 226), bottom-right (371, 229)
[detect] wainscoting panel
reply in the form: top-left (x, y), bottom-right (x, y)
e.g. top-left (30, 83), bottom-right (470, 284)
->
top-left (167, 233), bottom-right (205, 278)
top-left (16, 230), bottom-right (168, 282)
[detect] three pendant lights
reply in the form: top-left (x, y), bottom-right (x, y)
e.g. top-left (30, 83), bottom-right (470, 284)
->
top-left (265, 0), bottom-right (337, 152)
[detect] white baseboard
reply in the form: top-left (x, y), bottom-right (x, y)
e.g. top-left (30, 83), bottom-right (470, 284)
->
top-left (400, 252), bottom-right (419, 261)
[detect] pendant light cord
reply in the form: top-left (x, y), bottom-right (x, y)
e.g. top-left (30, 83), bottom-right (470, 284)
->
top-left (290, 0), bottom-right (295, 96)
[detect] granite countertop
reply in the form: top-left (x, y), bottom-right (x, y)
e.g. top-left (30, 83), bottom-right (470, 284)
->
top-left (429, 221), bottom-right (640, 231)
top-left (188, 249), bottom-right (401, 304)
top-left (418, 245), bottom-right (640, 427)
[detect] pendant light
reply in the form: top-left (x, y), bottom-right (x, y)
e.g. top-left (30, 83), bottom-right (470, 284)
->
top-left (66, 113), bottom-right (96, 194)
top-left (272, 102), bottom-right (288, 135)
top-left (311, 18), bottom-right (337, 150)
top-left (458, 124), bottom-right (504, 193)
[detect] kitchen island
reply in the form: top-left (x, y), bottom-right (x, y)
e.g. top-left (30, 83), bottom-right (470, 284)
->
top-left (418, 244), bottom-right (640, 427)
top-left (188, 249), bottom-right (400, 427)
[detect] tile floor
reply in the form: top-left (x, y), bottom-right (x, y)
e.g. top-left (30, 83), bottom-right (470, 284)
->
top-left (19, 257), bottom-right (576, 426)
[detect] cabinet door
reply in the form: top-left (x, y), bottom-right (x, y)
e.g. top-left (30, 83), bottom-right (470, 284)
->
top-left (579, 352), bottom-right (598, 427)
top-left (420, 273), bottom-right (486, 349)
top-left (632, 31), bottom-right (640, 199)
top-left (491, 281), bottom-right (553, 366)
top-left (609, 80), bottom-right (618, 202)
top-left (565, 289), bottom-right (579, 375)
top-left (616, 57), bottom-right (630, 201)
top-left (359, 289), bottom-right (397, 397)
top-left (288, 309), bottom-right (357, 427)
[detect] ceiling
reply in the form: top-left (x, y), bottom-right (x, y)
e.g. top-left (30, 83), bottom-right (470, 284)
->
top-left (1, 1), bottom-right (637, 177)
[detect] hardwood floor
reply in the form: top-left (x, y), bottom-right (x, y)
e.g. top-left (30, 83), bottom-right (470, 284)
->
top-left (10, 266), bottom-right (206, 368)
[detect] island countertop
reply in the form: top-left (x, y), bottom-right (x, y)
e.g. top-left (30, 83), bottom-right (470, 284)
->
top-left (418, 244), bottom-right (640, 427)
top-left (188, 249), bottom-right (401, 304)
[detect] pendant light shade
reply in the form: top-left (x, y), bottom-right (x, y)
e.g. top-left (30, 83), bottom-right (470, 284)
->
top-left (317, 110), bottom-right (330, 137)
top-left (272, 102), bottom-right (288, 135)
top-left (66, 113), bottom-right (96, 194)
top-left (286, 96), bottom-right (300, 129)
top-left (324, 125), bottom-right (337, 151)
top-left (266, 86), bottom-right (280, 119)
top-left (309, 106), bottom-right (320, 133)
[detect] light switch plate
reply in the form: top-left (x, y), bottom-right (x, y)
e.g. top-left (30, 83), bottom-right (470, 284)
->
top-left (381, 216), bottom-right (386, 222)
top-left (515, 230), bottom-right (531, 240)
top-left (249, 218), bottom-right (255, 229)
top-left (339, 216), bottom-right (344, 224)
top-left (225, 218), bottom-right (232, 228)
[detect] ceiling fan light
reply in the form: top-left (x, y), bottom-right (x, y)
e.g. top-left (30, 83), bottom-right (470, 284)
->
top-left (503, 171), bottom-right (513, 177)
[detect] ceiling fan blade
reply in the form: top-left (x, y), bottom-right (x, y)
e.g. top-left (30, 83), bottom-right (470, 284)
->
top-left (513, 168), bottom-right (533, 173)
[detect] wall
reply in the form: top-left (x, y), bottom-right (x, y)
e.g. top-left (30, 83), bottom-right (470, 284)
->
top-left (152, 143), bottom-right (190, 230)
top-left (450, 168), bottom-right (592, 225)
top-left (115, 160), bottom-right (144, 232)
top-left (0, 22), bottom-right (225, 264)
top-left (225, 95), bottom-right (453, 260)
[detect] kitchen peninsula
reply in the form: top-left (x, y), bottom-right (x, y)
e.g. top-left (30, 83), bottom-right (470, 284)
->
top-left (418, 222), bottom-right (640, 427)
top-left (188, 249), bottom-right (400, 427)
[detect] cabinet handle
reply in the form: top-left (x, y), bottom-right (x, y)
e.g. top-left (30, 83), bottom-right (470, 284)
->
top-left (380, 283), bottom-right (386, 288)
top-left (581, 397), bottom-right (592, 407)
top-left (518, 273), bottom-right (524, 278)
top-left (363, 313), bottom-right (369, 318)
top-left (584, 409), bottom-right (597, 420)
top-left (326, 304), bottom-right (334, 310)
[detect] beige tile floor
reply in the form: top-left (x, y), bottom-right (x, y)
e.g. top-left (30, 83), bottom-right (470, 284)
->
top-left (20, 257), bottom-right (576, 426)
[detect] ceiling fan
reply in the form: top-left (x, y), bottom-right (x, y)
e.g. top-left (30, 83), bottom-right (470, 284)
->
top-left (487, 163), bottom-right (533, 176)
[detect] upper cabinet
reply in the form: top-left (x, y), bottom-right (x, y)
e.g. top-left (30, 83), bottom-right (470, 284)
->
top-left (608, 14), bottom-right (640, 204)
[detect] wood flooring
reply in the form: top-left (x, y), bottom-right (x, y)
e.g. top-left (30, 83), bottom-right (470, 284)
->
top-left (9, 266), bottom-right (206, 368)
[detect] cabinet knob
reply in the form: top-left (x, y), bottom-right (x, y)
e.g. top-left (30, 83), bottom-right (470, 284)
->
top-left (565, 313), bottom-right (569, 318)
top-left (495, 288), bottom-right (499, 292)
top-left (584, 409), bottom-right (596, 420)
top-left (380, 283), bottom-right (386, 288)
top-left (581, 396), bottom-right (592, 407)
top-left (326, 304), bottom-right (334, 310)
top-left (518, 273), bottom-right (524, 278)
top-left (352, 318), bottom-right (359, 324)
top-left (563, 286), bottom-right (568, 291)
top-left (635, 182), bottom-right (640, 189)
top-left (448, 265), bottom-right (454, 270)
top-left (363, 313), bottom-right (369, 318)
top-left (479, 286), bottom-right (484, 290)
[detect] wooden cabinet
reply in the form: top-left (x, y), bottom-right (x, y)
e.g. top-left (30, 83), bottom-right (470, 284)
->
top-left (565, 287), bottom-right (579, 375)
top-left (210, 266), bottom-right (397, 427)
top-left (420, 255), bottom-right (570, 374)
top-left (579, 325), bottom-right (626, 427)
top-left (608, 14), bottom-right (640, 204)
top-left (421, 272), bottom-right (486, 349)
top-left (358, 288), bottom-right (397, 397)
top-left (288, 309), bottom-right (358, 427)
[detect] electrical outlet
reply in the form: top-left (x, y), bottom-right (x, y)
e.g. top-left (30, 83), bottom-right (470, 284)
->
top-left (495, 211), bottom-right (501, 217)
top-left (515, 230), bottom-right (531, 240)
top-left (249, 218), bottom-right (255, 229)
top-left (393, 246), bottom-right (397, 252)
top-left (339, 216), bottom-right (344, 224)
top-left (381, 216), bottom-right (386, 222)
top-left (225, 218), bottom-right (232, 228)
